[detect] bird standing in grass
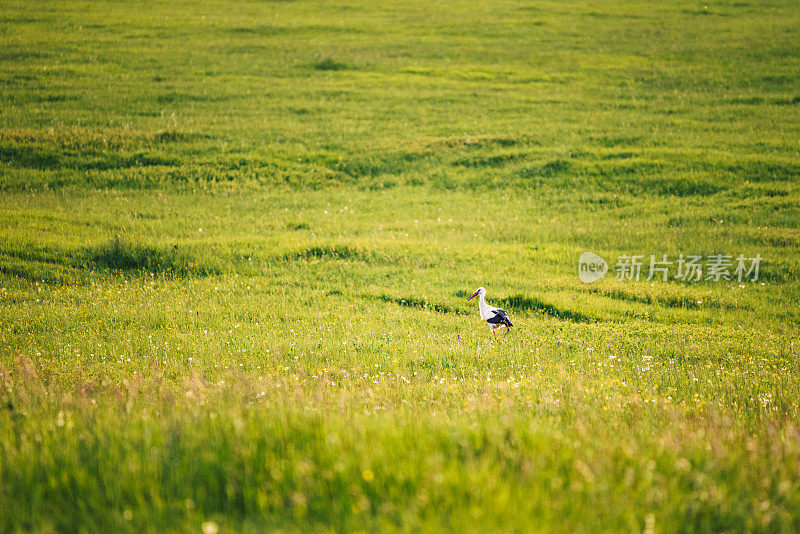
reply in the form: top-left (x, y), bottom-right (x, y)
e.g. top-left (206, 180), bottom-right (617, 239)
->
top-left (468, 287), bottom-right (513, 339)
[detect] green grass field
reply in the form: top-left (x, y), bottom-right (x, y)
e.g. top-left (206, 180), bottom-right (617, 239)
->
top-left (2, 0), bottom-right (800, 531)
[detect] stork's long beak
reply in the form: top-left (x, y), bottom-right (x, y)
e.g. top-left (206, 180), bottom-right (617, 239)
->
top-left (468, 290), bottom-right (480, 301)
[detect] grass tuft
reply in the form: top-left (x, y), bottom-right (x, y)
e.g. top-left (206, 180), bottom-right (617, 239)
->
top-left (85, 238), bottom-right (220, 276)
top-left (313, 58), bottom-right (351, 71)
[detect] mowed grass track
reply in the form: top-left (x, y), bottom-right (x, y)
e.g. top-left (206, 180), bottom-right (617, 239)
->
top-left (1, 0), bottom-right (800, 532)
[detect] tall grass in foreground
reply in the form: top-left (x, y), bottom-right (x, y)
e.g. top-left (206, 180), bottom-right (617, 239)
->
top-left (3, 353), bottom-right (800, 532)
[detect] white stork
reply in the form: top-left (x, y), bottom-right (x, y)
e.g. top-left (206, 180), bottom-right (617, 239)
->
top-left (468, 287), bottom-right (513, 338)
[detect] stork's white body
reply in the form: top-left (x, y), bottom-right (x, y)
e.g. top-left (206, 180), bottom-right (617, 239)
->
top-left (477, 294), bottom-right (500, 324)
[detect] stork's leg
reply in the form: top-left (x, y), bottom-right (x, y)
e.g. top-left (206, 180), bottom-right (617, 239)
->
top-left (504, 326), bottom-right (509, 336)
top-left (492, 329), bottom-right (497, 340)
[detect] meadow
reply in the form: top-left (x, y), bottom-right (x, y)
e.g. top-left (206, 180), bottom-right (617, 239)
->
top-left (1, 0), bottom-right (799, 531)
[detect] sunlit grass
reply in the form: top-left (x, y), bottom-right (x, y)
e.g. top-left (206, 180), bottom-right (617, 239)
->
top-left (1, 0), bottom-right (800, 531)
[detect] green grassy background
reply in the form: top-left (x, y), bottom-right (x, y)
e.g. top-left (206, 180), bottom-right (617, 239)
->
top-left (1, 0), bottom-right (799, 531)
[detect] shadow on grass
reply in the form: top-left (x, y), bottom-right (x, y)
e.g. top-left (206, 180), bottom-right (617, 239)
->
top-left (0, 238), bottom-right (220, 282)
top-left (498, 294), bottom-right (597, 323)
top-left (371, 294), bottom-right (471, 316)
top-left (0, 144), bottom-right (176, 171)
top-left (286, 245), bottom-right (369, 262)
top-left (86, 238), bottom-right (220, 276)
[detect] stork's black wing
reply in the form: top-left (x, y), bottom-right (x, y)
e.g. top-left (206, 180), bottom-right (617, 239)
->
top-left (486, 308), bottom-right (513, 327)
